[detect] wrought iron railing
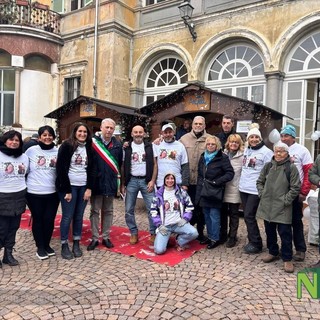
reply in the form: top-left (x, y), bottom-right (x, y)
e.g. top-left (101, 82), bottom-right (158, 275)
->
top-left (0, 0), bottom-right (61, 34)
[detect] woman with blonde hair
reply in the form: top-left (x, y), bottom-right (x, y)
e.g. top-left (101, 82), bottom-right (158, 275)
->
top-left (195, 136), bottom-right (234, 249)
top-left (220, 134), bottom-right (244, 248)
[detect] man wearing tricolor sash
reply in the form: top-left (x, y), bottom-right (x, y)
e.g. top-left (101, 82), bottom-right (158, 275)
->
top-left (121, 125), bottom-right (158, 245)
top-left (87, 118), bottom-right (123, 251)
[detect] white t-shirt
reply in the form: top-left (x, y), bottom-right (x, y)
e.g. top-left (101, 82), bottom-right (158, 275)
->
top-left (154, 140), bottom-right (188, 187)
top-left (130, 142), bottom-right (147, 177)
top-left (288, 142), bottom-right (313, 183)
top-left (163, 189), bottom-right (181, 226)
top-left (239, 145), bottom-right (273, 195)
top-left (0, 151), bottom-right (28, 193)
top-left (25, 145), bottom-right (58, 194)
top-left (68, 145), bottom-right (88, 186)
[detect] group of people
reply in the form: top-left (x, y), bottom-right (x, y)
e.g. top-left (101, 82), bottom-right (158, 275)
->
top-left (0, 115), bottom-right (318, 274)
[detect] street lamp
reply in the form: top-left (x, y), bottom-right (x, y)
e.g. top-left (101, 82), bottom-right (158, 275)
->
top-left (178, 0), bottom-right (197, 42)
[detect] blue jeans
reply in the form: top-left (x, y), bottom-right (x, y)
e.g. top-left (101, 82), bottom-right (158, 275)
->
top-left (154, 223), bottom-right (198, 255)
top-left (125, 177), bottom-right (155, 235)
top-left (59, 186), bottom-right (88, 243)
top-left (203, 207), bottom-right (221, 241)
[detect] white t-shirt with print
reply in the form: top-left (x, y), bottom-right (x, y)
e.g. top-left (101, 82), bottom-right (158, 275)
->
top-left (163, 189), bottom-right (181, 226)
top-left (0, 151), bottom-right (29, 193)
top-left (25, 145), bottom-right (58, 194)
top-left (288, 142), bottom-right (313, 183)
top-left (68, 145), bottom-right (88, 186)
top-left (130, 142), bottom-right (147, 177)
top-left (154, 140), bottom-right (188, 187)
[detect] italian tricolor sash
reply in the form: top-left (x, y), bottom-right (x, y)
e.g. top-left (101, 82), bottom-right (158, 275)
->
top-left (92, 137), bottom-right (121, 195)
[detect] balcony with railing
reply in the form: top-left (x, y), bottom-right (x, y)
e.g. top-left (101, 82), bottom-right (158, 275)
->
top-left (0, 0), bottom-right (61, 34)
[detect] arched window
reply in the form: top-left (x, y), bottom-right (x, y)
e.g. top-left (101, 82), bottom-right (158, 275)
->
top-left (205, 45), bottom-right (266, 104)
top-left (144, 56), bottom-right (188, 105)
top-left (288, 31), bottom-right (320, 72)
top-left (0, 50), bottom-right (11, 67)
top-left (25, 55), bottom-right (51, 72)
top-left (284, 31), bottom-right (320, 153)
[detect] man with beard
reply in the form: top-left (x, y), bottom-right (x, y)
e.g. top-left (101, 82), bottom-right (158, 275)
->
top-left (180, 116), bottom-right (212, 243)
top-left (121, 125), bottom-right (158, 245)
top-left (154, 123), bottom-right (189, 189)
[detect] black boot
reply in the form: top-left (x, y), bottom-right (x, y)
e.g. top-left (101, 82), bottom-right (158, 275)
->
top-left (3, 248), bottom-right (19, 266)
top-left (61, 243), bottom-right (73, 260)
top-left (72, 240), bottom-right (83, 258)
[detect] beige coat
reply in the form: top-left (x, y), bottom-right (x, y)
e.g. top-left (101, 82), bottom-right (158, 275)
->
top-left (180, 130), bottom-right (212, 185)
top-left (223, 150), bottom-right (243, 204)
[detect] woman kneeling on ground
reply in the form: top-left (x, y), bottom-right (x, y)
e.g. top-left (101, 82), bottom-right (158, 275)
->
top-left (150, 173), bottom-right (198, 254)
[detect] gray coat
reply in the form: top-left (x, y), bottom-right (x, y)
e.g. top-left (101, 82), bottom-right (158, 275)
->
top-left (256, 157), bottom-right (300, 224)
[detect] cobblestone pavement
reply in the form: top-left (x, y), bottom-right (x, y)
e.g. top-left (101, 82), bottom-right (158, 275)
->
top-left (1, 198), bottom-right (320, 320)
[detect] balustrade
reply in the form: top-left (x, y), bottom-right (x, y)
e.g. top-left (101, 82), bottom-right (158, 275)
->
top-left (0, 0), bottom-right (61, 34)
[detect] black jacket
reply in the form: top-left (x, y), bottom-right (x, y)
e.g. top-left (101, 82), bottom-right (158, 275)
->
top-left (91, 135), bottom-right (123, 196)
top-left (196, 149), bottom-right (234, 208)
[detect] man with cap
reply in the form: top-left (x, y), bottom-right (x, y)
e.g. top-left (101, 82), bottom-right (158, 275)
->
top-left (180, 116), bottom-right (212, 243)
top-left (280, 124), bottom-right (313, 262)
top-left (154, 123), bottom-right (189, 189)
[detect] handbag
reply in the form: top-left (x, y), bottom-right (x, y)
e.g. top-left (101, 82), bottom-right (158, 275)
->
top-left (200, 179), bottom-right (224, 202)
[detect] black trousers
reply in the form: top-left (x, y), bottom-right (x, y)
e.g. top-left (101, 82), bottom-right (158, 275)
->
top-left (240, 192), bottom-right (262, 249)
top-left (292, 196), bottom-right (306, 252)
top-left (0, 215), bottom-right (21, 250)
top-left (27, 192), bottom-right (60, 250)
top-left (264, 221), bottom-right (292, 261)
top-left (220, 202), bottom-right (240, 240)
top-left (188, 185), bottom-right (206, 238)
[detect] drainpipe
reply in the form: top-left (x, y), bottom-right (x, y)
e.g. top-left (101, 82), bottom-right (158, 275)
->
top-left (93, 0), bottom-right (99, 98)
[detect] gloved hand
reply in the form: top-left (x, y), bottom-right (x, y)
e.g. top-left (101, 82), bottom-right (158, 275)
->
top-left (158, 225), bottom-right (168, 236)
top-left (177, 218), bottom-right (187, 227)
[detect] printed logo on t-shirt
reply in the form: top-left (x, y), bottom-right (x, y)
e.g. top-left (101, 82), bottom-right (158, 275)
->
top-left (164, 198), bottom-right (179, 212)
top-left (2, 161), bottom-right (26, 178)
top-left (131, 151), bottom-right (146, 163)
top-left (73, 153), bottom-right (88, 166)
top-left (36, 155), bottom-right (57, 169)
top-left (159, 149), bottom-right (177, 160)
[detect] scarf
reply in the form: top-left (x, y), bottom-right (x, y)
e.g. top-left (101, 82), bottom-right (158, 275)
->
top-left (0, 145), bottom-right (23, 158)
top-left (204, 150), bottom-right (218, 165)
top-left (38, 141), bottom-right (55, 150)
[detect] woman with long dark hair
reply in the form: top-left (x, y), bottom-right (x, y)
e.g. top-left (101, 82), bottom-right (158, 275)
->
top-left (25, 125), bottom-right (59, 260)
top-left (56, 123), bottom-right (95, 259)
top-left (0, 130), bottom-right (29, 267)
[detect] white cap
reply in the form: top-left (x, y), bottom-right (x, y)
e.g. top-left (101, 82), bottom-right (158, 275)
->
top-left (162, 124), bottom-right (175, 132)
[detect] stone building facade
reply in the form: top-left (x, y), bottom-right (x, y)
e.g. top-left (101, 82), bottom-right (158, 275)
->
top-left (1, 0), bottom-right (320, 154)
